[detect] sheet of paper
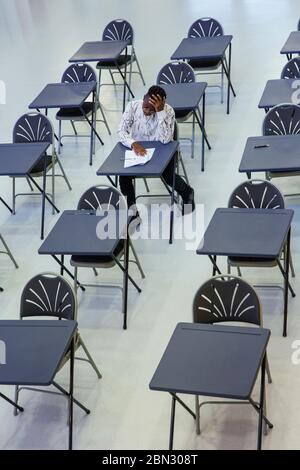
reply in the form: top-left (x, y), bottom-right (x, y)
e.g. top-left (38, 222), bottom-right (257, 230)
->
top-left (124, 148), bottom-right (155, 168)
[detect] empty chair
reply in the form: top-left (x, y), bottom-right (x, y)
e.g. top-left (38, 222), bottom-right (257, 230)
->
top-left (157, 61), bottom-right (210, 159)
top-left (193, 274), bottom-right (273, 436)
top-left (70, 185), bottom-right (145, 329)
top-left (262, 103), bottom-right (300, 196)
top-left (188, 17), bottom-right (225, 103)
top-left (97, 19), bottom-right (145, 99)
top-left (57, 63), bottom-right (110, 158)
top-left (14, 273), bottom-right (101, 419)
top-left (281, 57), bottom-right (300, 79)
top-left (12, 112), bottom-right (71, 215)
top-left (227, 179), bottom-right (295, 287)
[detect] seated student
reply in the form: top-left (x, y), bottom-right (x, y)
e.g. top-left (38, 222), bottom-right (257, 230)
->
top-left (117, 85), bottom-right (195, 220)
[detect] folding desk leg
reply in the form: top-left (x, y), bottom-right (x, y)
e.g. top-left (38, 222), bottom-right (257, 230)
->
top-left (123, 47), bottom-right (128, 113)
top-left (69, 336), bottom-right (75, 451)
top-left (209, 255), bottom-right (222, 276)
top-left (169, 394), bottom-right (177, 451)
top-left (115, 50), bottom-right (135, 113)
top-left (201, 94), bottom-right (205, 171)
top-left (122, 228), bottom-right (130, 330)
top-left (283, 229), bottom-right (291, 337)
top-left (169, 156), bottom-right (176, 245)
top-left (41, 155), bottom-right (47, 240)
top-left (0, 392), bottom-right (24, 412)
top-left (0, 197), bottom-right (13, 214)
top-left (257, 355), bottom-right (266, 450)
top-left (52, 255), bottom-right (85, 292)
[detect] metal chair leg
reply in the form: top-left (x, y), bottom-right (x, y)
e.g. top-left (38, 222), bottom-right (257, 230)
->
top-left (266, 355), bottom-right (272, 384)
top-left (195, 395), bottom-right (201, 435)
top-left (109, 69), bottom-right (116, 86)
top-left (71, 121), bottom-right (78, 136)
top-left (129, 238), bottom-right (145, 279)
top-left (191, 113), bottom-right (195, 159)
top-left (97, 98), bottom-right (111, 135)
top-left (13, 385), bottom-right (19, 416)
top-left (55, 153), bottom-right (72, 190)
top-left (290, 252), bottom-right (296, 278)
top-left (74, 267), bottom-right (78, 295)
top-left (135, 52), bottom-right (146, 85)
top-left (178, 151), bottom-right (190, 185)
top-left (93, 268), bottom-right (98, 277)
top-left (143, 178), bottom-right (150, 193)
top-left (221, 66), bottom-right (225, 104)
top-left (51, 154), bottom-right (55, 215)
top-left (78, 336), bottom-right (102, 379)
top-left (0, 234), bottom-right (18, 268)
top-left (12, 177), bottom-right (16, 215)
top-left (58, 121), bottom-right (62, 155)
top-left (237, 267), bottom-right (242, 277)
top-left (26, 177), bottom-right (34, 191)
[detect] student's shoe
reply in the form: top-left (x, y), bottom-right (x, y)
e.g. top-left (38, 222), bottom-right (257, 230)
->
top-left (182, 188), bottom-right (195, 215)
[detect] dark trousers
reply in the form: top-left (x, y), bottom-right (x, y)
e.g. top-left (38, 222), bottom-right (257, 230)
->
top-left (119, 158), bottom-right (191, 209)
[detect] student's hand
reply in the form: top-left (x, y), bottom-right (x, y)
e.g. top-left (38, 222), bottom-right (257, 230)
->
top-left (148, 94), bottom-right (165, 112)
top-left (132, 142), bottom-right (147, 156)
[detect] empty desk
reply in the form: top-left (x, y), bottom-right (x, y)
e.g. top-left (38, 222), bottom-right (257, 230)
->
top-left (150, 322), bottom-right (271, 450)
top-left (160, 82), bottom-right (209, 171)
top-left (258, 79), bottom-right (296, 112)
top-left (29, 82), bottom-right (103, 166)
top-left (96, 141), bottom-right (179, 244)
top-left (239, 135), bottom-right (300, 177)
top-left (197, 208), bottom-right (294, 336)
top-left (171, 35), bottom-right (235, 114)
top-left (69, 40), bottom-right (133, 112)
top-left (0, 320), bottom-right (77, 450)
top-left (38, 210), bottom-right (141, 330)
top-left (281, 31), bottom-right (300, 60)
top-left (0, 142), bottom-right (57, 239)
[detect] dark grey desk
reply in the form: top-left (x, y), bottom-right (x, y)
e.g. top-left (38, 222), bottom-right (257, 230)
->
top-left (0, 320), bottom-right (77, 450)
top-left (280, 31), bottom-right (300, 59)
top-left (258, 79), bottom-right (296, 112)
top-left (150, 322), bottom-right (271, 450)
top-left (239, 135), bottom-right (300, 176)
top-left (0, 142), bottom-right (55, 240)
top-left (29, 82), bottom-right (102, 166)
top-left (96, 141), bottom-right (179, 244)
top-left (69, 40), bottom-right (133, 112)
top-left (171, 35), bottom-right (235, 114)
top-left (39, 210), bottom-right (140, 330)
top-left (160, 82), bottom-right (210, 171)
top-left (197, 208), bottom-right (294, 336)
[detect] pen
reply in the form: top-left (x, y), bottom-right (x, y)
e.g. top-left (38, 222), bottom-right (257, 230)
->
top-left (254, 144), bottom-right (270, 149)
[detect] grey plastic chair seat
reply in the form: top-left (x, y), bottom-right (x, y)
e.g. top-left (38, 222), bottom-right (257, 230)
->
top-left (228, 256), bottom-right (277, 267)
top-left (29, 154), bottom-right (53, 174)
top-left (268, 170), bottom-right (300, 178)
top-left (96, 54), bottom-right (132, 69)
top-left (188, 58), bottom-right (222, 69)
top-left (70, 240), bottom-right (124, 268)
top-left (175, 109), bottom-right (193, 120)
top-left (56, 101), bottom-right (94, 120)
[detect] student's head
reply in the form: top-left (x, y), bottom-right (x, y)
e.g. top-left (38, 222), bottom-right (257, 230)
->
top-left (142, 85), bottom-right (167, 116)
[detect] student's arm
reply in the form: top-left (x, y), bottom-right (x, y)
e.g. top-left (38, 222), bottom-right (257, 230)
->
top-left (156, 106), bottom-right (175, 144)
top-left (117, 102), bottom-right (135, 148)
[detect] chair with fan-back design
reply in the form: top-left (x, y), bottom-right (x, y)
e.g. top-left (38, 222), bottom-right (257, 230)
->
top-left (57, 63), bottom-right (110, 156)
top-left (193, 274), bottom-right (273, 436)
top-left (14, 272), bottom-right (101, 420)
top-left (157, 61), bottom-right (207, 159)
top-left (262, 103), bottom-right (300, 196)
top-left (227, 179), bottom-right (295, 288)
top-left (70, 185), bottom-right (145, 329)
top-left (281, 57), bottom-right (300, 79)
top-left (188, 17), bottom-right (225, 103)
top-left (97, 19), bottom-right (145, 100)
top-left (12, 112), bottom-right (71, 215)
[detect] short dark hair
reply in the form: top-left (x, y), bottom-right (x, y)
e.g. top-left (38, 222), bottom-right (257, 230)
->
top-left (145, 85), bottom-right (167, 100)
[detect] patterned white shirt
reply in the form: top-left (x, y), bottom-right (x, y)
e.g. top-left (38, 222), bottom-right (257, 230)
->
top-left (118, 100), bottom-right (175, 148)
